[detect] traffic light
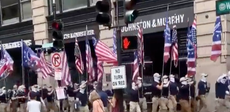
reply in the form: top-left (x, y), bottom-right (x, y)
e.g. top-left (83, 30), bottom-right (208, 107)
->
top-left (121, 36), bottom-right (138, 51)
top-left (124, 0), bottom-right (139, 25)
top-left (52, 20), bottom-right (64, 49)
top-left (96, 0), bottom-right (111, 27)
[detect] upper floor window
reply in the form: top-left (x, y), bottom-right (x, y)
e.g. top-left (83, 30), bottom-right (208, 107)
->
top-left (49, 0), bottom-right (96, 14)
top-left (0, 0), bottom-right (32, 26)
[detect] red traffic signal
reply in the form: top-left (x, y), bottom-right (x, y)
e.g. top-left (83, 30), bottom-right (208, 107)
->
top-left (122, 36), bottom-right (138, 51)
top-left (52, 21), bottom-right (63, 30)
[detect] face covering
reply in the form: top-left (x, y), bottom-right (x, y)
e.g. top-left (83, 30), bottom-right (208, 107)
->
top-left (181, 81), bottom-right (187, 85)
top-left (220, 79), bottom-right (226, 84)
top-left (154, 77), bottom-right (160, 83)
top-left (201, 76), bottom-right (207, 82)
top-left (80, 88), bottom-right (85, 93)
top-left (163, 79), bottom-right (168, 83)
top-left (132, 83), bottom-right (137, 90)
top-left (170, 77), bottom-right (175, 82)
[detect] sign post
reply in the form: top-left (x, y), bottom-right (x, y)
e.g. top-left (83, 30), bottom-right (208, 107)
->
top-left (111, 66), bottom-right (127, 89)
top-left (216, 0), bottom-right (230, 15)
top-left (51, 52), bottom-right (63, 80)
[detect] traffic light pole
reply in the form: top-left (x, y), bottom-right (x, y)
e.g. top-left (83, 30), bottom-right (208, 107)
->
top-left (114, 0), bottom-right (124, 111)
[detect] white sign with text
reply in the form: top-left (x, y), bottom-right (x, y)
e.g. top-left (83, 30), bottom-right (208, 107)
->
top-left (111, 66), bottom-right (127, 89)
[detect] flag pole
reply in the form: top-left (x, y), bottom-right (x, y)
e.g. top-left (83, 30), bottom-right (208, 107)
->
top-left (21, 40), bottom-right (25, 85)
top-left (85, 25), bottom-right (89, 96)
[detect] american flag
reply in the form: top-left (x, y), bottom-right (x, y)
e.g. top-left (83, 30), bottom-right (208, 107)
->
top-left (171, 25), bottom-right (178, 67)
top-left (74, 38), bottom-right (84, 74)
top-left (211, 16), bottom-right (222, 61)
top-left (38, 51), bottom-right (54, 79)
top-left (22, 40), bottom-right (41, 71)
top-left (1, 46), bottom-right (14, 76)
top-left (86, 38), bottom-right (95, 82)
top-left (61, 51), bottom-right (72, 86)
top-left (97, 61), bottom-right (104, 81)
top-left (138, 25), bottom-right (144, 66)
top-left (164, 16), bottom-right (171, 63)
top-left (187, 33), bottom-right (196, 76)
top-left (191, 18), bottom-right (197, 58)
top-left (132, 51), bottom-right (139, 81)
top-left (92, 37), bottom-right (117, 63)
top-left (0, 60), bottom-right (8, 78)
top-left (113, 28), bottom-right (117, 55)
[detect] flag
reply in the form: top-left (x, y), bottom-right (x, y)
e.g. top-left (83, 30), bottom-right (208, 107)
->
top-left (211, 16), bottom-right (222, 61)
top-left (0, 60), bottom-right (8, 78)
top-left (38, 51), bottom-right (54, 79)
top-left (187, 40), bottom-right (196, 76)
top-left (164, 16), bottom-right (171, 63)
top-left (21, 40), bottom-right (41, 70)
top-left (171, 25), bottom-right (178, 67)
top-left (132, 51), bottom-right (139, 81)
top-left (61, 51), bottom-right (72, 86)
top-left (138, 25), bottom-right (144, 66)
top-left (191, 18), bottom-right (197, 58)
top-left (74, 38), bottom-right (84, 74)
top-left (113, 29), bottom-right (117, 55)
top-left (92, 37), bottom-right (117, 63)
top-left (86, 38), bottom-right (95, 82)
top-left (1, 46), bottom-right (14, 76)
top-left (97, 61), bottom-right (104, 81)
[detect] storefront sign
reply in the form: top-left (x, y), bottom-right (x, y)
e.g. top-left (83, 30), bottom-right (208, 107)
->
top-left (0, 40), bottom-right (32, 50)
top-left (63, 29), bottom-right (95, 39)
top-left (121, 7), bottom-right (194, 36)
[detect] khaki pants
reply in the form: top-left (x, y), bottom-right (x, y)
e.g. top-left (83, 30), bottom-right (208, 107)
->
top-left (190, 98), bottom-right (197, 112)
top-left (169, 95), bottom-right (177, 111)
top-left (0, 102), bottom-right (8, 112)
top-left (159, 97), bottom-right (174, 112)
top-left (129, 101), bottom-right (141, 112)
top-left (19, 103), bottom-right (26, 112)
top-left (10, 100), bottom-right (18, 112)
top-left (139, 97), bottom-right (147, 112)
top-left (68, 97), bottom-right (75, 112)
top-left (215, 98), bottom-right (228, 112)
top-left (76, 105), bottom-right (89, 112)
top-left (63, 99), bottom-right (70, 111)
top-left (152, 97), bottom-right (159, 112)
top-left (46, 102), bottom-right (58, 112)
top-left (225, 96), bottom-right (230, 109)
top-left (198, 95), bottom-right (208, 112)
top-left (179, 99), bottom-right (191, 112)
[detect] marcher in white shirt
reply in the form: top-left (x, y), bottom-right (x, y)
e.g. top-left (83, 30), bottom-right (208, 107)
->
top-left (27, 91), bottom-right (41, 112)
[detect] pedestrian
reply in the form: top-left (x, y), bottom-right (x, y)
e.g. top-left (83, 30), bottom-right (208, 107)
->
top-left (89, 90), bottom-right (104, 112)
top-left (151, 73), bottom-right (161, 112)
top-left (178, 77), bottom-right (191, 112)
top-left (169, 74), bottom-right (178, 111)
top-left (160, 75), bottom-right (173, 112)
top-left (96, 81), bottom-right (109, 112)
top-left (75, 81), bottom-right (89, 112)
top-left (17, 85), bottom-right (27, 112)
top-left (136, 77), bottom-right (147, 112)
top-left (129, 82), bottom-right (141, 112)
top-left (10, 85), bottom-right (18, 112)
top-left (27, 91), bottom-right (42, 112)
top-left (186, 75), bottom-right (197, 112)
top-left (197, 73), bottom-right (209, 112)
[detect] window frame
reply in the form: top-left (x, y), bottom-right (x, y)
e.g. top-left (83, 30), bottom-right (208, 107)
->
top-left (49, 0), bottom-right (94, 15)
top-left (20, 0), bottom-right (32, 22)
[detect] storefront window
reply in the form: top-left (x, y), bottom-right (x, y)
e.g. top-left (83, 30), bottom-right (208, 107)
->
top-left (21, 0), bottom-right (32, 21)
top-left (62, 0), bottom-right (87, 12)
top-left (1, 0), bottom-right (19, 25)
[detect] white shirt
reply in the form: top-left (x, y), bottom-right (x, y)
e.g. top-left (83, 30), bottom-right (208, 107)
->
top-left (27, 100), bottom-right (41, 112)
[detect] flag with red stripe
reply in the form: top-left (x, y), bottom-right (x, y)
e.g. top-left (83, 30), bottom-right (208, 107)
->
top-left (164, 16), bottom-right (171, 63)
top-left (61, 51), bottom-right (72, 86)
top-left (86, 38), bottom-right (95, 82)
top-left (191, 18), bottom-right (197, 58)
top-left (1, 46), bottom-right (14, 78)
top-left (132, 51), bottom-right (139, 81)
top-left (92, 37), bottom-right (117, 64)
top-left (171, 25), bottom-right (178, 67)
top-left (75, 38), bottom-right (84, 74)
top-left (97, 61), bottom-right (104, 81)
top-left (0, 60), bottom-right (8, 78)
top-left (211, 16), bottom-right (222, 61)
top-left (39, 51), bottom-right (54, 79)
top-left (138, 26), bottom-right (144, 66)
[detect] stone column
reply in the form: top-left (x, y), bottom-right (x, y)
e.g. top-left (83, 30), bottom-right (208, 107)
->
top-left (31, 0), bottom-right (56, 86)
top-left (194, 0), bottom-right (229, 110)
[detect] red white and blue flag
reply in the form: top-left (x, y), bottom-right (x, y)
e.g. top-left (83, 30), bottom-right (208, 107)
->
top-left (138, 25), bottom-right (144, 66)
top-left (171, 25), bottom-right (178, 67)
top-left (97, 61), bottom-right (104, 81)
top-left (191, 18), bottom-right (197, 58)
top-left (38, 51), bottom-right (54, 79)
top-left (164, 16), bottom-right (171, 63)
top-left (92, 37), bottom-right (117, 64)
top-left (187, 26), bottom-right (196, 76)
top-left (86, 38), bottom-right (95, 82)
top-left (211, 16), bottom-right (222, 62)
top-left (75, 38), bottom-right (84, 74)
top-left (132, 51), bottom-right (139, 81)
top-left (1, 46), bottom-right (14, 78)
top-left (61, 51), bottom-right (72, 86)
top-left (0, 60), bottom-right (8, 78)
